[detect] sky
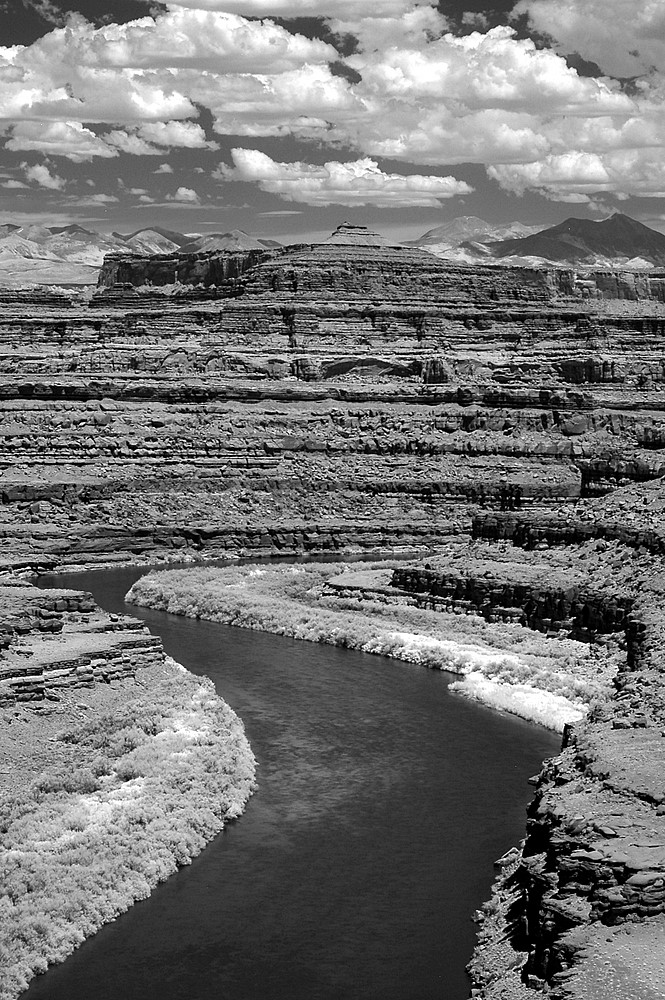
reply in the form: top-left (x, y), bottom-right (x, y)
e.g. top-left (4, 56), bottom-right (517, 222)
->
top-left (0, 0), bottom-right (664, 241)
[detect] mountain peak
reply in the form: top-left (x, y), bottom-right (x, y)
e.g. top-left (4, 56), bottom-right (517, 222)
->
top-left (485, 213), bottom-right (665, 266)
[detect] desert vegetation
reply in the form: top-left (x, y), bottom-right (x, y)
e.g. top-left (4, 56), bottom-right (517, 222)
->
top-left (126, 561), bottom-right (620, 731)
top-left (0, 657), bottom-right (256, 1000)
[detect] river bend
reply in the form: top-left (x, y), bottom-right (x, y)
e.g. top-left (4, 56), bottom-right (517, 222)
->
top-left (26, 564), bottom-right (559, 1000)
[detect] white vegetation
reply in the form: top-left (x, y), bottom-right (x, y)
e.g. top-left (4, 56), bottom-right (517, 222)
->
top-left (449, 672), bottom-right (586, 730)
top-left (0, 658), bottom-right (256, 1000)
top-left (127, 562), bottom-right (619, 732)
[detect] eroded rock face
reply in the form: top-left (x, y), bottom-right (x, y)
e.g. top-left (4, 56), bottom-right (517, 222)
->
top-left (1, 226), bottom-right (665, 571)
top-left (4, 224), bottom-right (665, 995)
top-left (0, 578), bottom-right (164, 706)
top-left (464, 500), bottom-right (665, 998)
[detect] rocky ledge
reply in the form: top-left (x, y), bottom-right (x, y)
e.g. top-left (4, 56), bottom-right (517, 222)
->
top-left (0, 576), bottom-right (162, 707)
top-left (459, 491), bottom-right (665, 998)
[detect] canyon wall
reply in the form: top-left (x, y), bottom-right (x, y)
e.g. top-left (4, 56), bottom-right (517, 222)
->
top-left (463, 500), bottom-right (665, 998)
top-left (4, 225), bottom-right (665, 996)
top-left (3, 226), bottom-right (665, 571)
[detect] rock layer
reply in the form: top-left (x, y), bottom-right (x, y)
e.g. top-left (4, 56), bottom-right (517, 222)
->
top-left (3, 227), bottom-right (665, 569)
top-left (0, 577), bottom-right (163, 706)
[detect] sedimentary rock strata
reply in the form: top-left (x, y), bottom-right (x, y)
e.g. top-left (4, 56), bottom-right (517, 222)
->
top-left (0, 576), bottom-right (163, 706)
top-left (3, 224), bottom-right (665, 996)
top-left (456, 496), bottom-right (665, 998)
top-left (2, 225), bottom-right (665, 570)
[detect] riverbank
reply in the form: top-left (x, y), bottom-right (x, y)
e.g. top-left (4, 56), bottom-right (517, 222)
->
top-left (125, 558), bottom-right (617, 732)
top-left (121, 517), bottom-right (665, 997)
top-left (0, 583), bottom-right (256, 1000)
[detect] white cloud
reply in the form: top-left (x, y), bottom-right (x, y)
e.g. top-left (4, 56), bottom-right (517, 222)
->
top-left (104, 130), bottom-right (161, 155)
top-left (0, 3), bottom-right (662, 210)
top-left (218, 148), bottom-right (473, 206)
top-left (1, 179), bottom-right (28, 188)
top-left (169, 185), bottom-right (200, 202)
top-left (139, 120), bottom-right (217, 148)
top-left (72, 193), bottom-right (120, 205)
top-left (0, 9), bottom-right (334, 127)
top-left (200, 23), bottom-right (637, 166)
top-left (6, 120), bottom-right (118, 161)
top-left (347, 26), bottom-right (631, 115)
top-left (21, 162), bottom-right (66, 190)
top-left (513, 0), bottom-right (665, 78)
top-left (194, 63), bottom-right (359, 138)
top-left (69, 9), bottom-right (334, 72)
top-left (331, 4), bottom-right (449, 47)
top-left (488, 149), bottom-right (665, 201)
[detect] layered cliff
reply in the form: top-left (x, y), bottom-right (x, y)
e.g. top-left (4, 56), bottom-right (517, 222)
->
top-left (451, 496), bottom-right (665, 998)
top-left (1, 226), bottom-right (665, 571)
top-left (3, 224), bottom-right (665, 995)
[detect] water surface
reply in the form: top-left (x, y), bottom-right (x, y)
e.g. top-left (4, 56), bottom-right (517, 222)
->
top-left (27, 563), bottom-right (559, 1000)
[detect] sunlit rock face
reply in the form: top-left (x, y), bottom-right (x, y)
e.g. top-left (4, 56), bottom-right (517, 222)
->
top-left (4, 223), bottom-right (665, 996)
top-left (1, 223), bottom-right (665, 571)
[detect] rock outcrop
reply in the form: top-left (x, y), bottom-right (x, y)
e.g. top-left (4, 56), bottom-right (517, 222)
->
top-left (0, 577), bottom-right (163, 706)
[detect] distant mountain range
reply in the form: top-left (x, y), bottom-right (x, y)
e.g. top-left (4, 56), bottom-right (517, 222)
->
top-left (407, 215), bottom-right (545, 249)
top-left (0, 225), bottom-right (282, 286)
top-left (1, 213), bottom-right (665, 286)
top-left (413, 213), bottom-right (665, 269)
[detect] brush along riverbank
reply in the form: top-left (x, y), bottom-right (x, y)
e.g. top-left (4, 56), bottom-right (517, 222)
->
top-left (126, 559), bottom-right (621, 732)
top-left (0, 655), bottom-right (256, 1000)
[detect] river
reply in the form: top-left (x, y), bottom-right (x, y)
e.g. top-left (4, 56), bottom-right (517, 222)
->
top-left (26, 562), bottom-right (559, 1000)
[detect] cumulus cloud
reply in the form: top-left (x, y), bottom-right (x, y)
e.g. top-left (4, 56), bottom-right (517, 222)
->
top-left (55, 9), bottom-right (335, 72)
top-left (1, 179), bottom-right (28, 188)
top-left (201, 63), bottom-right (359, 137)
top-left (197, 23), bottom-right (637, 166)
top-left (0, 9), bottom-right (334, 127)
top-left (6, 121), bottom-right (118, 161)
top-left (331, 4), bottom-right (449, 47)
top-left (488, 149), bottom-right (665, 201)
top-left (347, 26), bottom-right (631, 116)
top-left (139, 120), bottom-right (217, 148)
top-left (218, 148), bottom-right (473, 206)
top-left (169, 185), bottom-right (200, 202)
top-left (512, 0), bottom-right (665, 78)
top-left (0, 2), bottom-right (662, 209)
top-left (153, 163), bottom-right (174, 173)
top-left (104, 131), bottom-right (161, 155)
top-left (103, 121), bottom-right (217, 155)
top-left (21, 162), bottom-right (66, 190)
top-left (72, 192), bottom-right (120, 205)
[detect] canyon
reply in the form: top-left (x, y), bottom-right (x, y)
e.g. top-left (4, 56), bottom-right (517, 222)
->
top-left (3, 222), bottom-right (665, 997)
